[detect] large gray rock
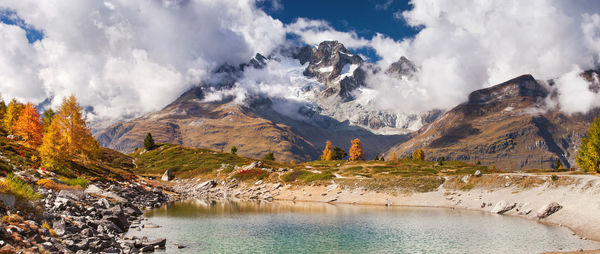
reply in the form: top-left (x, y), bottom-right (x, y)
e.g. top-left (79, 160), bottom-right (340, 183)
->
top-left (537, 202), bottom-right (562, 219)
top-left (161, 170), bottom-right (174, 181)
top-left (491, 200), bottom-right (516, 214)
top-left (58, 189), bottom-right (86, 201)
top-left (0, 194), bottom-right (15, 207)
top-left (102, 205), bottom-right (130, 232)
top-left (85, 184), bottom-right (125, 202)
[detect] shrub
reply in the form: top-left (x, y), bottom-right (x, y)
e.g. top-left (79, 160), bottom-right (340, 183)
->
top-left (221, 165), bottom-right (235, 174)
top-left (551, 175), bottom-right (559, 181)
top-left (36, 178), bottom-right (77, 190)
top-left (1, 214), bottom-right (24, 224)
top-left (263, 151), bottom-right (275, 161)
top-left (42, 221), bottom-right (57, 236)
top-left (1, 173), bottom-right (41, 200)
top-left (230, 146), bottom-right (237, 155)
top-left (233, 168), bottom-right (269, 181)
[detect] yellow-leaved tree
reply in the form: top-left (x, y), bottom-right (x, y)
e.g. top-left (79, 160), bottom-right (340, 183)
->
top-left (38, 95), bottom-right (101, 168)
top-left (348, 138), bottom-right (364, 161)
top-left (321, 140), bottom-right (333, 160)
top-left (13, 103), bottom-right (43, 148)
top-left (3, 99), bottom-right (24, 134)
top-left (413, 149), bottom-right (425, 161)
top-left (577, 117), bottom-right (600, 172)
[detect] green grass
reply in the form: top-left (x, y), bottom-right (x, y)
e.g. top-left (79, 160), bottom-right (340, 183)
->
top-left (282, 170), bottom-right (334, 183)
top-left (131, 144), bottom-right (286, 178)
top-left (59, 177), bottom-right (89, 188)
top-left (0, 173), bottom-right (41, 200)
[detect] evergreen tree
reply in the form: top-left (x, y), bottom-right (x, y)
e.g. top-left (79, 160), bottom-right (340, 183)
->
top-left (554, 158), bottom-right (562, 170)
top-left (42, 108), bottom-right (55, 132)
top-left (230, 145), bottom-right (237, 155)
top-left (13, 103), bottom-right (43, 148)
top-left (3, 99), bottom-right (24, 134)
top-left (263, 151), bottom-right (275, 161)
top-left (374, 155), bottom-right (379, 161)
top-left (577, 117), bottom-right (600, 173)
top-left (348, 138), bottom-right (365, 161)
top-left (0, 96), bottom-right (6, 128)
top-left (332, 146), bottom-right (347, 160)
top-left (39, 95), bottom-right (101, 168)
top-left (144, 133), bottom-right (156, 151)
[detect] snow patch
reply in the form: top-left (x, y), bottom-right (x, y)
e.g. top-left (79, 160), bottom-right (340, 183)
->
top-left (318, 66), bottom-right (333, 73)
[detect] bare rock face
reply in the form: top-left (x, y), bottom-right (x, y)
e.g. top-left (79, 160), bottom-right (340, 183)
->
top-left (385, 56), bottom-right (417, 80)
top-left (295, 41), bottom-right (365, 100)
top-left (386, 72), bottom-right (600, 170)
top-left (537, 202), bottom-right (562, 219)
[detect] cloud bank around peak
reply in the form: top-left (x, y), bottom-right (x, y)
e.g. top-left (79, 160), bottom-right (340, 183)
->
top-left (1, 0), bottom-right (600, 127)
top-left (0, 0), bottom-right (285, 122)
top-left (286, 0), bottom-right (600, 114)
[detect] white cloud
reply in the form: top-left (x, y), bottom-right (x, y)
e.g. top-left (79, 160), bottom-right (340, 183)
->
top-left (554, 66), bottom-right (600, 114)
top-left (0, 0), bottom-right (285, 122)
top-left (1, 0), bottom-right (600, 128)
top-left (355, 0), bottom-right (600, 114)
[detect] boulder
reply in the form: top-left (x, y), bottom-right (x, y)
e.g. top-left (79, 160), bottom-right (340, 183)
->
top-left (491, 200), bottom-right (516, 214)
top-left (58, 189), bottom-right (86, 201)
top-left (102, 205), bottom-right (130, 232)
top-left (146, 238), bottom-right (166, 248)
top-left (537, 202), bottom-right (562, 219)
top-left (161, 170), bottom-right (174, 181)
top-left (0, 194), bottom-right (15, 207)
top-left (197, 180), bottom-right (216, 190)
top-left (474, 170), bottom-right (482, 177)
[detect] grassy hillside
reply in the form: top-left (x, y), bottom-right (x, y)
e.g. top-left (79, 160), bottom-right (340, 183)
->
top-left (130, 143), bottom-right (289, 178)
top-left (130, 143), bottom-right (489, 184)
top-left (0, 130), bottom-right (135, 181)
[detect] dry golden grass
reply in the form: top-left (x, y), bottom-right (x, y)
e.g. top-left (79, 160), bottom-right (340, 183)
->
top-left (36, 179), bottom-right (79, 191)
top-left (1, 214), bottom-right (24, 224)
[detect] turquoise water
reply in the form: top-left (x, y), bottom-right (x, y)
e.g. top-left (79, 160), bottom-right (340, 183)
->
top-left (126, 199), bottom-right (600, 253)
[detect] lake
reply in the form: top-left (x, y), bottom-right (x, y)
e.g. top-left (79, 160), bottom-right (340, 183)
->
top-left (126, 199), bottom-right (600, 253)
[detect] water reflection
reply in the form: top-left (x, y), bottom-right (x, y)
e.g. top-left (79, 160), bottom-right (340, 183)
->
top-left (145, 199), bottom-right (402, 217)
top-left (128, 199), bottom-right (600, 254)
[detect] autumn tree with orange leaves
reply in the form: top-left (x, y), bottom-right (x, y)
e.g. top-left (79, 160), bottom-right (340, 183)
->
top-left (348, 138), bottom-right (364, 161)
top-left (13, 103), bottom-right (43, 148)
top-left (321, 140), bottom-right (333, 160)
top-left (39, 95), bottom-right (101, 168)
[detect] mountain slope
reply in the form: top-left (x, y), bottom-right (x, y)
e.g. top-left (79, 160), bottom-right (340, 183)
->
top-left (96, 86), bottom-right (407, 162)
top-left (385, 73), bottom-right (600, 170)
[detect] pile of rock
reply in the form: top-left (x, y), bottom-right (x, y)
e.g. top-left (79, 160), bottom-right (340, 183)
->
top-left (0, 179), bottom-right (171, 253)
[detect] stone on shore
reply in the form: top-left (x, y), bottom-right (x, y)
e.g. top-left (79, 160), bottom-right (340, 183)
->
top-left (537, 202), bottom-right (562, 219)
top-left (161, 170), bottom-right (174, 181)
top-left (491, 200), bottom-right (516, 214)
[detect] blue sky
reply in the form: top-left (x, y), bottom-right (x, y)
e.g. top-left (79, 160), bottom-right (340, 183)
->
top-left (258, 0), bottom-right (417, 61)
top-left (260, 0), bottom-right (417, 42)
top-left (0, 9), bottom-right (42, 43)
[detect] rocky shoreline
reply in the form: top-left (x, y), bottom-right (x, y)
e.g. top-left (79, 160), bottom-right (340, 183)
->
top-left (1, 179), bottom-right (171, 253)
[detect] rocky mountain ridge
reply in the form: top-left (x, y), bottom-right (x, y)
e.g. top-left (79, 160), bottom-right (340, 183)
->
top-left (385, 72), bottom-right (600, 170)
